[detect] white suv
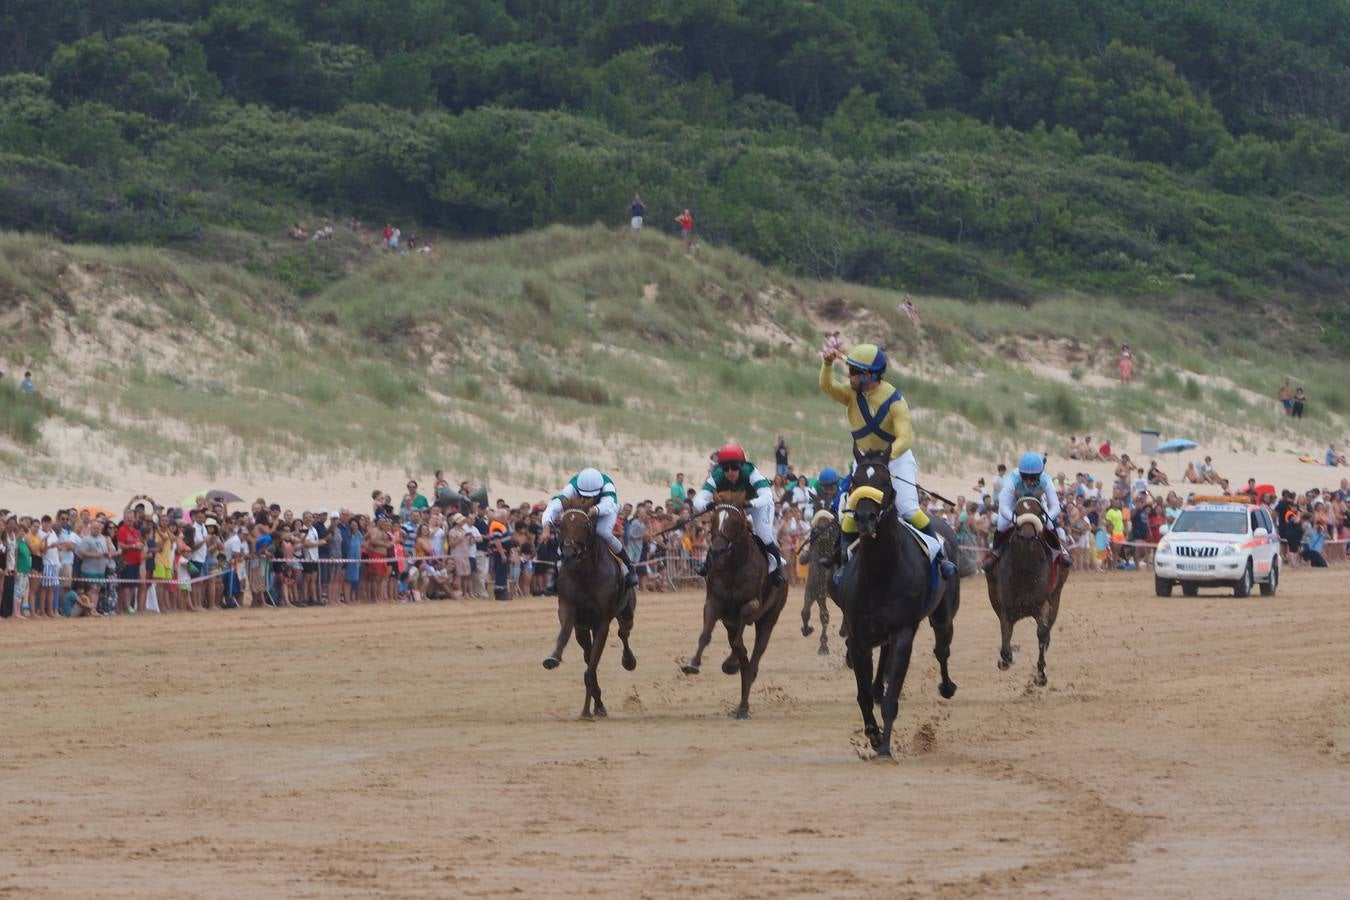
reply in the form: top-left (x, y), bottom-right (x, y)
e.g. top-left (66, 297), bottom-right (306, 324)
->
top-left (1153, 500), bottom-right (1280, 598)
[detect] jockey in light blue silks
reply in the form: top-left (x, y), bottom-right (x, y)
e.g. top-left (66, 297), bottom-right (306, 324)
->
top-left (983, 452), bottom-right (1072, 572)
top-left (542, 467), bottom-right (639, 586)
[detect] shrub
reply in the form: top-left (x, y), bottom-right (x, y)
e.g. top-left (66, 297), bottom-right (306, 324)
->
top-left (1031, 386), bottom-right (1085, 430)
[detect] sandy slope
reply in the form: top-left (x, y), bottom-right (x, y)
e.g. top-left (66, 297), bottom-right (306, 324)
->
top-left (0, 570), bottom-right (1346, 898)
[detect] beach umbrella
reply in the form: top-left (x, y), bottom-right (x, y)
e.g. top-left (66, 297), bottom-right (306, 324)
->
top-left (181, 488), bottom-right (244, 508)
top-left (1155, 439), bottom-right (1197, 454)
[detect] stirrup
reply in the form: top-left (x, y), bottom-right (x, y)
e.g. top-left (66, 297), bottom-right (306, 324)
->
top-left (939, 557), bottom-right (957, 579)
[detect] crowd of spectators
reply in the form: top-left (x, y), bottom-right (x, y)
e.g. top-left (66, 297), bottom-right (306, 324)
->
top-left (4, 444), bottom-right (1348, 622)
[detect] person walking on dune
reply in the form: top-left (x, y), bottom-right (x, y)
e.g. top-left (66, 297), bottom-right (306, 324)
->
top-left (675, 208), bottom-right (694, 252)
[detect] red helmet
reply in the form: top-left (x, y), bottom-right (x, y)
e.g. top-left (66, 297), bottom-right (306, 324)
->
top-left (716, 442), bottom-right (747, 464)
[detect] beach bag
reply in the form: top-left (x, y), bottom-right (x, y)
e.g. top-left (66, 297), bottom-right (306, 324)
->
top-left (143, 583), bottom-right (160, 613)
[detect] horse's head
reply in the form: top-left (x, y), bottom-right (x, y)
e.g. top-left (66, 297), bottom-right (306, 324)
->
top-left (808, 510), bottom-right (840, 564)
top-left (558, 497), bottom-right (598, 565)
top-left (1013, 496), bottom-right (1046, 541)
top-left (849, 449), bottom-right (894, 538)
top-left (707, 491), bottom-right (750, 559)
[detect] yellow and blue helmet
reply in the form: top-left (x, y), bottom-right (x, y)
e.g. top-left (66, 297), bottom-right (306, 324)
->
top-left (844, 343), bottom-right (887, 383)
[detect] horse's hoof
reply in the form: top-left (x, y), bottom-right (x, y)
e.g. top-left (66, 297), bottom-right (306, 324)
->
top-left (721, 659), bottom-right (741, 675)
top-left (680, 663), bottom-right (700, 675)
top-left (730, 709), bottom-right (751, 720)
top-left (801, 624), bottom-right (814, 637)
top-left (594, 706), bottom-right (608, 718)
top-left (622, 650), bottom-right (637, 671)
top-left (872, 750), bottom-right (895, 763)
top-left (1033, 672), bottom-right (1048, 687)
top-left (817, 643), bottom-right (830, 656)
top-left (579, 712), bottom-right (594, 722)
top-left (939, 681), bottom-right (957, 700)
top-left (997, 657), bottom-right (1012, 671)
top-left (542, 656), bottom-right (561, 670)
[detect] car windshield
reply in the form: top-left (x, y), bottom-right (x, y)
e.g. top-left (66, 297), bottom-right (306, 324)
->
top-left (1172, 510), bottom-right (1247, 535)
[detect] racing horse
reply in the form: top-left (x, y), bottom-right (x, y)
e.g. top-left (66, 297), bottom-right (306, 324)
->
top-left (799, 509), bottom-right (841, 655)
top-left (680, 491), bottom-right (788, 719)
top-left (986, 495), bottom-right (1068, 686)
top-left (839, 449), bottom-right (959, 759)
top-left (542, 498), bottom-right (637, 719)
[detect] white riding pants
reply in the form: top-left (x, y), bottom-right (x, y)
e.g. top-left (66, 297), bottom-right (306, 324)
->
top-left (595, 508), bottom-right (623, 555)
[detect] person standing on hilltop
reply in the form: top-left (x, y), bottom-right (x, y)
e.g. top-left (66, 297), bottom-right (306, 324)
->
top-left (1278, 378), bottom-right (1293, 415)
top-left (629, 193), bottom-right (646, 231)
top-left (774, 436), bottom-right (789, 478)
top-left (820, 342), bottom-right (957, 578)
top-left (675, 208), bottom-right (694, 252)
top-left (1118, 343), bottom-right (1134, 384)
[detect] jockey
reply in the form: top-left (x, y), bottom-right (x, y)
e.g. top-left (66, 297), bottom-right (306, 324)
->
top-left (983, 452), bottom-right (1072, 572)
top-left (692, 443), bottom-right (786, 586)
top-left (815, 467), bottom-right (843, 516)
top-left (541, 467), bottom-right (639, 586)
top-left (821, 342), bottom-right (957, 578)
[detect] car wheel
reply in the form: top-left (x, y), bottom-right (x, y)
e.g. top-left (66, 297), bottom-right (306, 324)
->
top-left (1259, 562), bottom-right (1278, 597)
top-left (1154, 576), bottom-right (1173, 597)
top-left (1233, 561), bottom-right (1253, 598)
top-left (1181, 582), bottom-right (1199, 597)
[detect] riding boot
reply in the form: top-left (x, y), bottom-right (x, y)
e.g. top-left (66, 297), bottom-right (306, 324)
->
top-left (616, 548), bottom-right (640, 587)
top-left (695, 556), bottom-right (709, 578)
top-left (832, 538), bottom-right (856, 588)
top-left (764, 542), bottom-right (786, 586)
top-left (982, 548), bottom-right (1000, 573)
top-left (921, 522), bottom-right (959, 579)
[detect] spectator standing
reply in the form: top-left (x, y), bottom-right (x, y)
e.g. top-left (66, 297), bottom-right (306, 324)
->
top-left (1118, 343), bottom-right (1134, 384)
top-left (1278, 379), bottom-right (1293, 415)
top-left (1292, 387), bottom-right (1306, 419)
top-left (20, 371), bottom-right (34, 395)
top-left (629, 193), bottom-right (646, 230)
top-left (774, 436), bottom-right (789, 478)
top-left (675, 208), bottom-right (694, 252)
top-left (899, 294), bottom-right (920, 327)
top-left (669, 473), bottom-right (687, 513)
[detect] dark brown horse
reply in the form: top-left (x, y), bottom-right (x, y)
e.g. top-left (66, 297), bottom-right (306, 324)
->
top-left (542, 499), bottom-right (637, 719)
top-left (680, 492), bottom-right (788, 718)
top-left (800, 509), bottom-right (840, 655)
top-left (839, 450), bottom-right (959, 759)
top-left (986, 496), bottom-right (1068, 686)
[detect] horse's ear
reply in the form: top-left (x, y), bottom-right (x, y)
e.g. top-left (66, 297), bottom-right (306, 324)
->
top-left (852, 446), bottom-right (866, 464)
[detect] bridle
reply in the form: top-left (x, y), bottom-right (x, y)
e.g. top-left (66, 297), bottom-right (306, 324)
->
top-left (706, 502), bottom-right (748, 561)
top-left (559, 507), bottom-right (595, 564)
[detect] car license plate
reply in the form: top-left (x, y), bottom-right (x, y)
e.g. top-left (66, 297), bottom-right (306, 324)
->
top-left (1177, 564), bottom-right (1214, 572)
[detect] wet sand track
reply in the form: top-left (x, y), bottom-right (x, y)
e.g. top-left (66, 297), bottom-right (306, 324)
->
top-left (1, 570), bottom-right (1347, 898)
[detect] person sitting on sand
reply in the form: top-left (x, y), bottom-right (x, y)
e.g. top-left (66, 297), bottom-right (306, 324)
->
top-left (1098, 438), bottom-right (1119, 463)
top-left (1080, 435), bottom-right (1100, 461)
top-left (1147, 461), bottom-right (1170, 485)
top-left (1183, 462), bottom-right (1201, 483)
top-left (1067, 436), bottom-right (1081, 459)
top-left (1198, 456), bottom-right (1221, 485)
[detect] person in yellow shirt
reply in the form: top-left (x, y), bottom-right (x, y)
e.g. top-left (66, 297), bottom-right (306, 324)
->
top-left (820, 342), bottom-right (956, 578)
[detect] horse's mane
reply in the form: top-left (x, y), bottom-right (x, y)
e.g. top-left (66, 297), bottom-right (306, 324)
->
top-left (711, 491), bottom-right (746, 506)
top-left (561, 497), bottom-right (594, 511)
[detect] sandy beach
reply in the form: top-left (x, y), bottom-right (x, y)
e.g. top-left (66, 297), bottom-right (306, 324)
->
top-left (0, 569), bottom-right (1347, 897)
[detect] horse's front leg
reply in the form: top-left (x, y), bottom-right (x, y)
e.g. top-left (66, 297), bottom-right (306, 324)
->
top-left (575, 626), bottom-right (595, 718)
top-left (997, 608), bottom-right (1015, 670)
top-left (543, 599), bottom-right (576, 669)
top-left (681, 593), bottom-right (718, 675)
top-left (585, 618), bottom-right (612, 718)
top-left (930, 594), bottom-right (958, 700)
top-left (877, 625), bottom-right (916, 760)
top-left (616, 602), bottom-right (637, 672)
top-left (727, 620), bottom-right (753, 718)
top-left (872, 642), bottom-right (889, 705)
top-left (847, 631), bottom-right (881, 752)
top-left (800, 588), bottom-right (815, 636)
top-left (817, 596), bottom-right (831, 654)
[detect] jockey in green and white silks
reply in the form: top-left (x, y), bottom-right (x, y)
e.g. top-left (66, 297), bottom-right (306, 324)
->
top-left (692, 443), bottom-right (786, 586)
top-left (541, 467), bottom-right (639, 585)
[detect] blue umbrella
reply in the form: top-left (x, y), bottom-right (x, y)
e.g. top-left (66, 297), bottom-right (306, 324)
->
top-left (1155, 439), bottom-right (1197, 454)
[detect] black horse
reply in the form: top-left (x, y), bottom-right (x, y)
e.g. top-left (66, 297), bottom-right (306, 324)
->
top-left (542, 499), bottom-right (637, 719)
top-left (986, 495), bottom-right (1068, 686)
top-left (839, 450), bottom-right (959, 759)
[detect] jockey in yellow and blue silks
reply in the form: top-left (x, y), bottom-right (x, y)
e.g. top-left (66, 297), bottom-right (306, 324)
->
top-left (820, 342), bottom-right (957, 578)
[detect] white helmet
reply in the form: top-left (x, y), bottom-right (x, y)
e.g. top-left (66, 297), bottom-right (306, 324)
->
top-left (576, 468), bottom-right (605, 497)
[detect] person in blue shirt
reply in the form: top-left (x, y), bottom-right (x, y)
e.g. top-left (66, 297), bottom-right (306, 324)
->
top-left (1302, 517), bottom-right (1328, 567)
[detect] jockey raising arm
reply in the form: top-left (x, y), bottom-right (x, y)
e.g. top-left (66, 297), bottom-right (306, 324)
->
top-left (820, 343), bottom-right (956, 578)
top-left (692, 443), bottom-right (786, 586)
top-left (542, 467), bottom-right (638, 585)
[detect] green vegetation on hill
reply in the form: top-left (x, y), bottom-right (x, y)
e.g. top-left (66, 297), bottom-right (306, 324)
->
top-left (2, 1), bottom-right (1349, 350)
top-left (1, 227), bottom-right (1344, 490)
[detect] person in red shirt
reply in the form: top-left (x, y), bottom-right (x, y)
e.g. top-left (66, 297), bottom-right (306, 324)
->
top-left (115, 518), bottom-right (143, 614)
top-left (675, 208), bottom-right (693, 252)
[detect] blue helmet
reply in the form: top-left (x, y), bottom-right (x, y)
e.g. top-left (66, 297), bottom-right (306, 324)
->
top-left (1018, 452), bottom-right (1045, 477)
top-left (818, 467), bottom-right (840, 486)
